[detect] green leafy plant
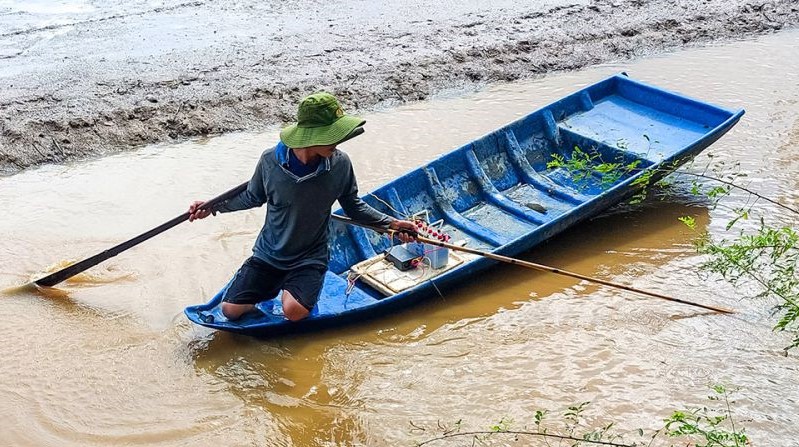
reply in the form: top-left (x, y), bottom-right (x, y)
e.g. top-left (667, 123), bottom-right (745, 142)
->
top-left (680, 164), bottom-right (799, 350)
top-left (685, 218), bottom-right (799, 350)
top-left (663, 385), bottom-right (748, 447)
top-left (413, 402), bottom-right (635, 447)
top-left (412, 386), bottom-right (748, 446)
top-left (547, 145), bottom-right (644, 190)
top-left (551, 147), bottom-right (799, 351)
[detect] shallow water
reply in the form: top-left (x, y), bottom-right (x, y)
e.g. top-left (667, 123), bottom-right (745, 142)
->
top-left (1, 29), bottom-right (798, 446)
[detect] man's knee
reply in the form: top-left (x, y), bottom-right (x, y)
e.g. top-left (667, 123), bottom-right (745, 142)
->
top-left (282, 290), bottom-right (310, 321)
top-left (221, 302), bottom-right (253, 320)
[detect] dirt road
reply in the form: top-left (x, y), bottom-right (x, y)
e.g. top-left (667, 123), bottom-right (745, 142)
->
top-left (1, 0), bottom-right (796, 173)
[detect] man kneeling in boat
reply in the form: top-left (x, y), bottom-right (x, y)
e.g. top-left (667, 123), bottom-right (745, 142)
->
top-left (187, 93), bottom-right (416, 322)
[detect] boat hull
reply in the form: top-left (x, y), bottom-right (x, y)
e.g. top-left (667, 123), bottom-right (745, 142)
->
top-left (184, 73), bottom-right (744, 337)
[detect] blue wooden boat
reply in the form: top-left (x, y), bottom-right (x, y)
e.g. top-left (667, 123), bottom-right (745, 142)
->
top-left (184, 73), bottom-right (744, 337)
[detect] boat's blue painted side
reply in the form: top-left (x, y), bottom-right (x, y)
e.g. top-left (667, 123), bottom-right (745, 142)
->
top-left (184, 74), bottom-right (744, 337)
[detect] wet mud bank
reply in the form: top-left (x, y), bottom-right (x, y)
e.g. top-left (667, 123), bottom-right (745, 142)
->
top-left (1, 0), bottom-right (797, 174)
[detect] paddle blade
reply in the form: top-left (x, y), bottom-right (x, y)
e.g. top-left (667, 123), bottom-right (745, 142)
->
top-left (30, 181), bottom-right (248, 288)
top-left (1, 282), bottom-right (38, 296)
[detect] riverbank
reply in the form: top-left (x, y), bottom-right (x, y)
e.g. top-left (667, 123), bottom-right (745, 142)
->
top-left (1, 0), bottom-right (797, 174)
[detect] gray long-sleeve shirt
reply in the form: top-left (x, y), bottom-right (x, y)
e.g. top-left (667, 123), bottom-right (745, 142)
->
top-left (217, 143), bottom-right (393, 269)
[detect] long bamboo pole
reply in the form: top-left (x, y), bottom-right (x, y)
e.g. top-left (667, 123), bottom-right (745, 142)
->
top-left (332, 214), bottom-right (735, 314)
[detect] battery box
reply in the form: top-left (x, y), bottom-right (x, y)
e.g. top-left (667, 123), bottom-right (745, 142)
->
top-left (385, 245), bottom-right (418, 271)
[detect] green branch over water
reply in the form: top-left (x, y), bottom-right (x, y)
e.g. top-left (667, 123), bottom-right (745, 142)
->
top-left (548, 145), bottom-right (799, 351)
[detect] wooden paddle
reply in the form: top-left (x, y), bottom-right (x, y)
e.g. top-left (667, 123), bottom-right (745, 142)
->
top-left (332, 214), bottom-right (735, 314)
top-left (30, 128), bottom-right (369, 289)
top-left (32, 181), bottom-right (249, 288)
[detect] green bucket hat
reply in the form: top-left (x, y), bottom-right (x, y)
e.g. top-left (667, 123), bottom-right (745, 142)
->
top-left (280, 92), bottom-right (366, 148)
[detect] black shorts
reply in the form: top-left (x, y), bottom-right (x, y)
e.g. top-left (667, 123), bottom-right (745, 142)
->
top-left (223, 257), bottom-right (327, 311)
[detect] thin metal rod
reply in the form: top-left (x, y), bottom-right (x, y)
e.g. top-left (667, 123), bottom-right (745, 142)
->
top-left (332, 214), bottom-right (735, 314)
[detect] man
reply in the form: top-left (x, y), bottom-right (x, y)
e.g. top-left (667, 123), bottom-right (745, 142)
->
top-left (188, 92), bottom-right (417, 322)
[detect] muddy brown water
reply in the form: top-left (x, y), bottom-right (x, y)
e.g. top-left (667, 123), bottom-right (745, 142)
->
top-left (2, 30), bottom-right (798, 446)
